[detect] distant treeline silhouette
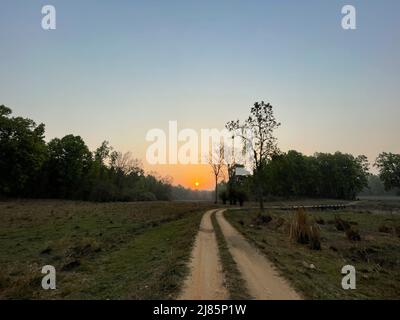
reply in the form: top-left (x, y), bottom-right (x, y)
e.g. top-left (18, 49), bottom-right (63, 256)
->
top-left (2, 105), bottom-right (399, 202)
top-left (229, 150), bottom-right (400, 201)
top-left (221, 101), bottom-right (400, 204)
top-left (218, 150), bottom-right (371, 202)
top-left (259, 150), bottom-right (370, 200)
top-left (0, 105), bottom-right (209, 201)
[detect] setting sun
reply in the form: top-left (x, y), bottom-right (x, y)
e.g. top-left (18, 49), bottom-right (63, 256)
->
top-left (194, 181), bottom-right (200, 188)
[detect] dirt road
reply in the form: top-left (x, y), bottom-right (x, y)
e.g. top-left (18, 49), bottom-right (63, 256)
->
top-left (178, 209), bottom-right (229, 300)
top-left (215, 210), bottom-right (301, 300)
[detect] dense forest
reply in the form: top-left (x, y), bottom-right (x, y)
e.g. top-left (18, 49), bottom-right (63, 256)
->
top-left (218, 150), bottom-right (369, 203)
top-left (0, 105), bottom-right (212, 201)
top-left (260, 150), bottom-right (370, 199)
top-left (1, 105), bottom-right (399, 203)
top-left (220, 150), bottom-right (400, 203)
top-left (220, 101), bottom-right (400, 205)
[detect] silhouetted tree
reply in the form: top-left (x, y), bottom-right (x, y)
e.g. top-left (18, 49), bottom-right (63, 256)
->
top-left (375, 153), bottom-right (400, 191)
top-left (45, 135), bottom-right (93, 199)
top-left (0, 105), bottom-right (47, 196)
top-left (208, 142), bottom-right (225, 204)
top-left (226, 101), bottom-right (280, 210)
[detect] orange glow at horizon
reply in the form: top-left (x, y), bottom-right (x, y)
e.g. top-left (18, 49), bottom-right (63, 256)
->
top-left (143, 163), bottom-right (216, 190)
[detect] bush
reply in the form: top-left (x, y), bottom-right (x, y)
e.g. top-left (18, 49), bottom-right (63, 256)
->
top-left (334, 215), bottom-right (361, 241)
top-left (219, 190), bottom-right (228, 204)
top-left (345, 227), bottom-right (361, 241)
top-left (395, 226), bottom-right (400, 238)
top-left (271, 216), bottom-right (286, 230)
top-left (136, 192), bottom-right (157, 201)
top-left (118, 188), bottom-right (138, 202)
top-left (334, 216), bottom-right (351, 231)
top-left (289, 209), bottom-right (321, 250)
top-left (236, 190), bottom-right (249, 207)
top-left (378, 225), bottom-right (392, 233)
top-left (89, 181), bottom-right (117, 202)
top-left (253, 214), bottom-right (272, 225)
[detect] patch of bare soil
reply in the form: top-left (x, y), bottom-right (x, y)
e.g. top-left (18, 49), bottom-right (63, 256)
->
top-left (178, 209), bottom-right (229, 300)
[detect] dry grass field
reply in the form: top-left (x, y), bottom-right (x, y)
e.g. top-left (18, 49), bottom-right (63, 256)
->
top-left (224, 199), bottom-right (400, 299)
top-left (0, 200), bottom-right (214, 299)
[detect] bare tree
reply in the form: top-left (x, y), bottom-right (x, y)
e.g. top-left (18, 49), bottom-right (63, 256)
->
top-left (226, 101), bottom-right (280, 210)
top-left (208, 142), bottom-right (226, 204)
top-left (110, 151), bottom-right (143, 176)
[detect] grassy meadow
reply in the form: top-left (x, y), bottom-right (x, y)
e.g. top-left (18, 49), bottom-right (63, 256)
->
top-left (0, 200), bottom-right (214, 299)
top-left (225, 199), bottom-right (400, 299)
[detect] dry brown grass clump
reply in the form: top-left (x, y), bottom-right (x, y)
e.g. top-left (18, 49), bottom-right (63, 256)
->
top-left (334, 216), bottom-right (351, 231)
top-left (289, 209), bottom-right (321, 250)
top-left (378, 225), bottom-right (392, 233)
top-left (396, 226), bottom-right (400, 237)
top-left (378, 224), bottom-right (400, 238)
top-left (253, 213), bottom-right (272, 225)
top-left (345, 227), bottom-right (361, 241)
top-left (334, 215), bottom-right (361, 241)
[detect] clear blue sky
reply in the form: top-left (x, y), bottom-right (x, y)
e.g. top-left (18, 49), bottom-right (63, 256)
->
top-left (1, 0), bottom-right (399, 183)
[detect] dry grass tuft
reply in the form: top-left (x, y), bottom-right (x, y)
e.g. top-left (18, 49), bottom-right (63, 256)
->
top-left (378, 225), bottom-right (392, 233)
top-left (289, 208), bottom-right (321, 250)
top-left (334, 215), bottom-right (361, 241)
top-left (345, 227), bottom-right (361, 241)
top-left (334, 216), bottom-right (351, 231)
top-left (253, 213), bottom-right (272, 225)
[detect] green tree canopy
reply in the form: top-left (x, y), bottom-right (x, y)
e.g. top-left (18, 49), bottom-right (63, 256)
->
top-left (0, 105), bottom-right (47, 196)
top-left (45, 135), bottom-right (93, 198)
top-left (375, 152), bottom-right (400, 191)
top-left (261, 151), bottom-right (369, 200)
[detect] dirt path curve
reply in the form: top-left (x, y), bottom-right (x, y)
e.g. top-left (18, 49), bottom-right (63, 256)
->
top-left (178, 209), bottom-right (229, 300)
top-left (215, 210), bottom-right (302, 300)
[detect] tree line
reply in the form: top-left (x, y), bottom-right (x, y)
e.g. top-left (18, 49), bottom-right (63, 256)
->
top-left (222, 101), bottom-right (400, 208)
top-left (218, 150), bottom-right (370, 203)
top-left (0, 105), bottom-right (175, 201)
top-left (259, 150), bottom-right (369, 200)
top-left (259, 150), bottom-right (400, 199)
top-left (2, 103), bottom-right (399, 204)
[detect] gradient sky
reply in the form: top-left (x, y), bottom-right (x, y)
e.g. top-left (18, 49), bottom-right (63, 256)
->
top-left (1, 0), bottom-right (399, 189)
